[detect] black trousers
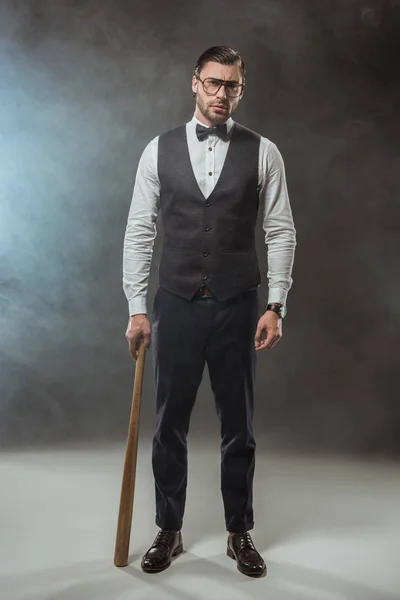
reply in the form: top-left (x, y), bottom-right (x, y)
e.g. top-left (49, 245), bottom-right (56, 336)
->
top-left (151, 286), bottom-right (259, 533)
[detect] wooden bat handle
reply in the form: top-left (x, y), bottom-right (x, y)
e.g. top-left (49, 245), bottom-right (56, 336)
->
top-left (114, 341), bottom-right (146, 567)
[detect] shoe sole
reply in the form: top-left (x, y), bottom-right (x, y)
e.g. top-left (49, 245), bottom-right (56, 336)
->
top-left (227, 546), bottom-right (267, 577)
top-left (141, 544), bottom-right (184, 574)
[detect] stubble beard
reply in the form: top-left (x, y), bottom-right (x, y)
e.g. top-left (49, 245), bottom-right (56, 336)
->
top-left (196, 93), bottom-right (232, 125)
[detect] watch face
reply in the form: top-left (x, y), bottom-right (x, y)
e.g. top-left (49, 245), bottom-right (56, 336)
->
top-left (281, 305), bottom-right (287, 318)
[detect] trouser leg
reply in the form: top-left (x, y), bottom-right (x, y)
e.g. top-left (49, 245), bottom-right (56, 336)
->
top-left (205, 290), bottom-right (259, 533)
top-left (151, 287), bottom-right (208, 531)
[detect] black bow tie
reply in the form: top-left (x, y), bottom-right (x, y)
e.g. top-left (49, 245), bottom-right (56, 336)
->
top-left (196, 123), bottom-right (229, 142)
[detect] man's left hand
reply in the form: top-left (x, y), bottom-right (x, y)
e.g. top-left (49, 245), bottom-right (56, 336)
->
top-left (254, 310), bottom-right (282, 351)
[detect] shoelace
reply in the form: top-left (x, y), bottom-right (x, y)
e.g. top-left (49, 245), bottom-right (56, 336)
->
top-left (237, 532), bottom-right (255, 550)
top-left (155, 530), bottom-right (176, 550)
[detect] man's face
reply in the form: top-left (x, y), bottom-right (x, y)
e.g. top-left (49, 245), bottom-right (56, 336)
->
top-left (192, 61), bottom-right (244, 126)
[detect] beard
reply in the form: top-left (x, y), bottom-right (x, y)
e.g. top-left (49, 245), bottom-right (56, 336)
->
top-left (195, 93), bottom-right (233, 124)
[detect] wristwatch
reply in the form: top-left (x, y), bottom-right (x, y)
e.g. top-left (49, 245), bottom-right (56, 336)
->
top-left (266, 302), bottom-right (287, 319)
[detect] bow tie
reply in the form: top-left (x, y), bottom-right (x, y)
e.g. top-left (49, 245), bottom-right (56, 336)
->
top-left (196, 123), bottom-right (229, 142)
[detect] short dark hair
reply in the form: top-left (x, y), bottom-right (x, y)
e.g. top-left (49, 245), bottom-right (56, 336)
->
top-left (193, 46), bottom-right (246, 84)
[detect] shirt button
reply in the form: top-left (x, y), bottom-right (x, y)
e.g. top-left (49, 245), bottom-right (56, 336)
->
top-left (205, 226), bottom-right (211, 232)
top-left (205, 201), bottom-right (210, 207)
top-left (203, 251), bottom-right (209, 257)
top-left (208, 172), bottom-right (212, 176)
top-left (209, 147), bottom-right (212, 151)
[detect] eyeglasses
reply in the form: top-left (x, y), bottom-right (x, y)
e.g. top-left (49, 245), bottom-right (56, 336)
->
top-left (196, 76), bottom-right (244, 98)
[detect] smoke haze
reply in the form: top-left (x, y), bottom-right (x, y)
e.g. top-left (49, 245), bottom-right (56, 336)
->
top-left (0, 0), bottom-right (399, 455)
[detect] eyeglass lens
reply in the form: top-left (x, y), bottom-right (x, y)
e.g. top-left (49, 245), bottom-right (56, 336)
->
top-left (202, 78), bottom-right (242, 97)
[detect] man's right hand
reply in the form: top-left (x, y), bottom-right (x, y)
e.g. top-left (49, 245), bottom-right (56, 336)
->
top-left (126, 314), bottom-right (151, 361)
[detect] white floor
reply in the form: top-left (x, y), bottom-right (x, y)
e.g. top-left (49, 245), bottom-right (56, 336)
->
top-left (1, 439), bottom-right (399, 600)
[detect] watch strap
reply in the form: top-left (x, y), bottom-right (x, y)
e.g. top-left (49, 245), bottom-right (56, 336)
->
top-left (266, 303), bottom-right (286, 318)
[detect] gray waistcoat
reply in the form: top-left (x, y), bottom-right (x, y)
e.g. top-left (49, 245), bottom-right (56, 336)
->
top-left (157, 122), bottom-right (261, 301)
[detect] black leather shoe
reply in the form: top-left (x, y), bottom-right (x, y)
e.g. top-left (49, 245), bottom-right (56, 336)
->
top-left (141, 530), bottom-right (183, 573)
top-left (227, 532), bottom-right (266, 577)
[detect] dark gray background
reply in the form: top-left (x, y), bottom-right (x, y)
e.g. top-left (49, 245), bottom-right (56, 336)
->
top-left (1, 0), bottom-right (399, 456)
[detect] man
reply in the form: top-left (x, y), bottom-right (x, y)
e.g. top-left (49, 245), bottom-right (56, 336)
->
top-left (122, 45), bottom-right (296, 577)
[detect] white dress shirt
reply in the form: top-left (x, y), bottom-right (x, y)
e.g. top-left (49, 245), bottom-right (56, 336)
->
top-left (123, 114), bottom-right (297, 316)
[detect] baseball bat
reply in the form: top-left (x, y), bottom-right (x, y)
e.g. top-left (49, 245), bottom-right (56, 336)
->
top-left (114, 340), bottom-right (146, 567)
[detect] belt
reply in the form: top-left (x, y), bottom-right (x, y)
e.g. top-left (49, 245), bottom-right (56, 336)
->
top-left (196, 284), bottom-right (258, 300)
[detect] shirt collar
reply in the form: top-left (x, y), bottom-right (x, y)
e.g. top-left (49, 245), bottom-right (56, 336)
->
top-left (190, 113), bottom-right (235, 134)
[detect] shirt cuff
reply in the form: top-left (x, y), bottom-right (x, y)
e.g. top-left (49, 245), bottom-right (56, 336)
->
top-left (267, 288), bottom-right (288, 306)
top-left (129, 297), bottom-right (148, 317)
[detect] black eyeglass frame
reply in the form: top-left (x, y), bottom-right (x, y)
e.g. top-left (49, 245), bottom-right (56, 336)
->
top-left (195, 76), bottom-right (245, 98)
